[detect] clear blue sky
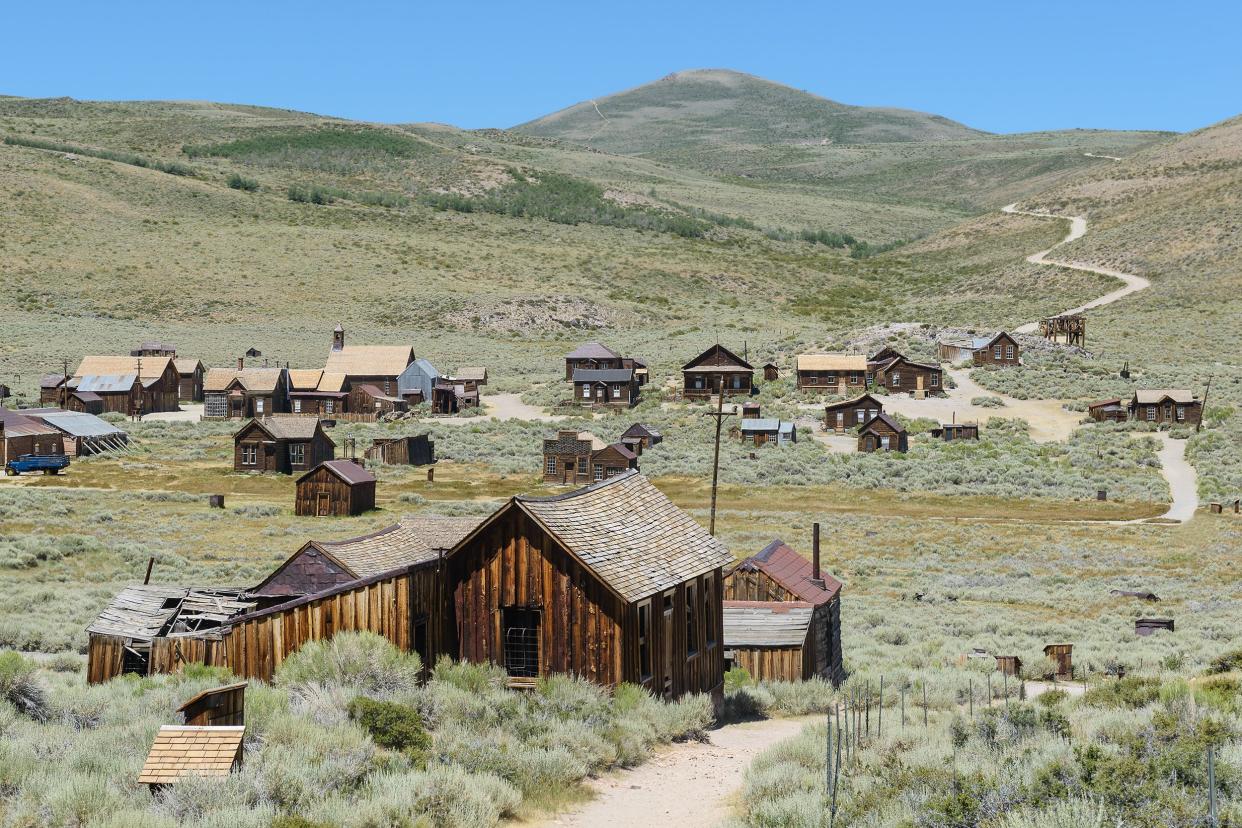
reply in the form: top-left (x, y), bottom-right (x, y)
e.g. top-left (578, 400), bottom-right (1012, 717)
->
top-left (3, 1), bottom-right (1238, 134)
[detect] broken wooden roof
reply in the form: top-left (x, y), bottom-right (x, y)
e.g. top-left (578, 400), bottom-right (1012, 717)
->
top-left (87, 586), bottom-right (256, 640)
top-left (731, 539), bottom-right (842, 605)
top-left (324, 345), bottom-right (415, 377)
top-left (723, 600), bottom-right (814, 647)
top-left (795, 354), bottom-right (867, 372)
top-left (137, 725), bottom-right (244, 784)
top-left (566, 341), bottom-right (621, 360)
top-left (507, 470), bottom-right (732, 603)
top-left (75, 355), bottom-right (172, 380)
top-left (298, 459), bottom-right (376, 486)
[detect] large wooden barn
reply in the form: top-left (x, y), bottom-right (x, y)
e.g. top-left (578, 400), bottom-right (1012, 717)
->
top-left (682, 344), bottom-right (753, 399)
top-left (86, 472), bottom-right (733, 703)
top-left (233, 416), bottom-right (335, 475)
top-left (722, 533), bottom-right (844, 684)
top-left (295, 459), bottom-right (376, 516)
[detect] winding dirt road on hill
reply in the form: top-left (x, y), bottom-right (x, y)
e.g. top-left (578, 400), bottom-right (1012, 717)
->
top-left (539, 717), bottom-right (814, 828)
top-left (1001, 203), bottom-right (1151, 333)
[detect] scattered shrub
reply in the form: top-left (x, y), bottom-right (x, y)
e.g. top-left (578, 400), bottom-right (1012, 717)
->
top-left (226, 172), bottom-right (259, 191)
top-left (347, 696), bottom-right (430, 760)
top-left (0, 651), bottom-right (47, 720)
top-left (276, 632), bottom-right (423, 696)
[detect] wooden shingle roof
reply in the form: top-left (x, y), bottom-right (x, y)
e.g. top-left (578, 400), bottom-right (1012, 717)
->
top-left (75, 355), bottom-right (172, 381)
top-left (87, 585), bottom-right (255, 639)
top-left (513, 471), bottom-right (732, 603)
top-left (238, 416), bottom-right (326, 442)
top-left (137, 726), bottom-right (244, 784)
top-left (723, 600), bottom-right (814, 647)
top-left (302, 515), bottom-right (485, 579)
top-left (203, 367), bottom-right (284, 393)
top-left (324, 345), bottom-right (415, 377)
top-left (796, 354), bottom-right (867, 372)
top-left (566, 341), bottom-right (621, 360)
top-left (1133, 389), bottom-right (1196, 405)
top-left (299, 459), bottom-right (375, 486)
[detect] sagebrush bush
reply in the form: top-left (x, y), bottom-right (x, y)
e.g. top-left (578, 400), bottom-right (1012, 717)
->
top-left (348, 696), bottom-right (431, 760)
top-left (0, 651), bottom-right (47, 720)
top-left (276, 632), bottom-right (423, 696)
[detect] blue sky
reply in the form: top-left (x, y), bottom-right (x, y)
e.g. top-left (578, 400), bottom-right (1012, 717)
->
top-left (2, 1), bottom-right (1238, 134)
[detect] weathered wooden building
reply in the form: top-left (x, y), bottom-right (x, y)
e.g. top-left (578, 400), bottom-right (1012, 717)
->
top-left (762, 362), bottom-right (779, 381)
top-left (794, 354), bottom-right (867, 393)
top-left (823, 393), bottom-right (883, 432)
top-left (682, 344), bottom-right (753, 399)
top-left (233, 417), bottom-right (335, 475)
top-left (620, 423), bottom-right (662, 454)
top-left (21, 409), bottom-right (128, 456)
top-left (174, 358), bottom-right (205, 402)
top-left (571, 368), bottom-right (640, 408)
top-left (203, 364), bottom-right (290, 420)
top-left (939, 332), bottom-right (1020, 367)
top-left (1088, 398), bottom-right (1127, 422)
top-left (722, 532), bottom-right (844, 684)
top-left (1044, 643), bottom-right (1073, 679)
top-left (738, 418), bottom-right (797, 447)
top-left (858, 413), bottom-right (908, 453)
top-left (178, 682), bottom-right (247, 727)
top-left (37, 376), bottom-right (104, 414)
top-left (287, 369), bottom-right (348, 417)
top-left (0, 406), bottom-right (65, 465)
top-left (130, 341), bottom-right (178, 358)
top-left (295, 459), bottom-right (376, 516)
top-left (1128, 390), bottom-right (1202, 425)
top-left (542, 429), bottom-right (637, 484)
top-left (365, 434), bottom-right (435, 466)
top-left (869, 353), bottom-right (943, 396)
top-left (930, 422), bottom-right (979, 441)
top-left (323, 325), bottom-right (416, 399)
top-left (564, 341), bottom-right (624, 379)
top-left (74, 355), bottom-right (181, 413)
top-left (349, 383), bottom-right (408, 416)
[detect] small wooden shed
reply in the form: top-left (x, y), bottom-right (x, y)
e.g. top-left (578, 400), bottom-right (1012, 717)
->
top-left (930, 422), bottom-right (979, 441)
top-left (1135, 618), bottom-right (1174, 636)
top-left (1044, 643), bottom-right (1073, 679)
top-left (365, 434), bottom-right (435, 466)
top-left (295, 459), bottom-right (376, 517)
top-left (178, 682), bottom-right (246, 726)
top-left (138, 726), bottom-right (244, 788)
top-left (1088, 399), bottom-right (1127, 422)
top-left (620, 423), bottom-right (662, 451)
top-left (995, 655), bottom-right (1022, 677)
top-left (762, 362), bottom-right (779, 381)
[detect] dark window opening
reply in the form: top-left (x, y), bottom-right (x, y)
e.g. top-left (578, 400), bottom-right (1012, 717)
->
top-left (122, 643), bottom-right (150, 676)
top-left (686, 582), bottom-right (699, 657)
top-left (412, 615), bottom-right (428, 667)
top-left (703, 576), bottom-right (716, 647)
top-left (638, 602), bottom-right (652, 681)
top-left (502, 606), bottom-right (540, 678)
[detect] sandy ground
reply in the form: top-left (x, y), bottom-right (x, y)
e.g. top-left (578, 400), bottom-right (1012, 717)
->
top-left (539, 716), bottom-right (815, 828)
top-left (142, 403), bottom-right (203, 422)
top-left (482, 393), bottom-right (567, 423)
top-left (1001, 204), bottom-right (1151, 334)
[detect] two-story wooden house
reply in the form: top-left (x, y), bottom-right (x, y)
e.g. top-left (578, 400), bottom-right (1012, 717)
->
top-left (571, 368), bottom-right (640, 408)
top-left (233, 417), bottom-right (335, 475)
top-left (203, 364), bottom-right (290, 420)
top-left (682, 344), bottom-right (753, 399)
top-left (542, 429), bottom-right (638, 484)
top-left (795, 354), bottom-right (867, 394)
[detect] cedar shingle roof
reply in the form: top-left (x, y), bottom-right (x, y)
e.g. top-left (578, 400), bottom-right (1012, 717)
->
top-left (311, 515), bottom-right (484, 578)
top-left (203, 368), bottom-right (284, 393)
top-left (722, 600), bottom-right (815, 647)
top-left (513, 471), bottom-right (732, 602)
top-left (824, 393), bottom-right (883, 412)
top-left (732, 539), bottom-right (843, 606)
top-left (74, 355), bottom-right (172, 380)
top-left (324, 346), bottom-right (415, 377)
top-left (240, 416), bottom-right (326, 441)
top-left (456, 367), bottom-right (488, 382)
top-left (682, 344), bottom-right (753, 372)
top-left (316, 372), bottom-right (347, 392)
top-left (1133, 390), bottom-right (1196, 404)
top-left (173, 359), bottom-right (203, 375)
top-left (287, 369), bottom-right (324, 390)
top-left (621, 423), bottom-right (661, 439)
top-left (795, 354), bottom-right (867, 372)
top-left (860, 412), bottom-right (906, 434)
top-left (137, 726), bottom-right (244, 784)
top-left (566, 342), bottom-right (621, 360)
top-left (300, 459), bottom-right (375, 486)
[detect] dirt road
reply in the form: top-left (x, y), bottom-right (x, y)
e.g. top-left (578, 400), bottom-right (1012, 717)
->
top-left (1146, 432), bottom-right (1199, 523)
top-left (1001, 203), bottom-right (1151, 333)
top-left (142, 404), bottom-right (203, 422)
top-left (482, 393), bottom-right (567, 422)
top-left (540, 717), bottom-right (814, 828)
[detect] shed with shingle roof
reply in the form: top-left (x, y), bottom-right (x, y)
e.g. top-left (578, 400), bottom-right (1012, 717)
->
top-left (446, 471), bottom-right (732, 700)
top-left (1128, 390), bottom-right (1202, 426)
top-left (295, 459), bottom-right (376, 516)
top-left (138, 725), bottom-right (245, 787)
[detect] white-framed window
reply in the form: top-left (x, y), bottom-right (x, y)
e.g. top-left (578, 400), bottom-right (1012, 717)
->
top-left (1005, 345), bottom-right (1015, 360)
top-left (255, 398), bottom-right (264, 414)
top-left (612, 384), bottom-right (622, 399)
top-left (856, 410), bottom-right (865, 423)
top-left (289, 443), bottom-right (305, 466)
top-left (1146, 407), bottom-right (1156, 421)
top-left (545, 456), bottom-right (557, 475)
top-left (993, 345), bottom-right (1002, 359)
top-left (880, 436), bottom-right (891, 450)
top-left (930, 373), bottom-right (939, 387)
top-left (593, 464), bottom-right (604, 482)
top-left (241, 444), bottom-right (257, 465)
top-left (891, 373), bottom-right (901, 387)
top-left (1177, 406), bottom-right (1186, 421)
top-left (325, 400), bottom-right (335, 414)
top-left (582, 385), bottom-right (591, 398)
top-left (293, 399), bottom-right (302, 413)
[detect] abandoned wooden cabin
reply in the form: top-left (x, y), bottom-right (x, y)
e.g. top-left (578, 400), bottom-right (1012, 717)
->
top-left (178, 682), bottom-right (246, 727)
top-left (1043, 643), bottom-right (1073, 679)
top-left (1135, 618), bottom-right (1174, 637)
top-left (432, 377), bottom-right (479, 414)
top-left (682, 344), bottom-right (754, 399)
top-left (795, 354), bottom-right (866, 394)
top-left (0, 407), bottom-right (66, 465)
top-left (741, 401), bottom-right (761, 419)
top-left (1128, 390), bottom-right (1202, 425)
top-left (824, 393), bottom-right (883, 433)
top-left (762, 362), bottom-right (779, 381)
top-left (21, 409), bottom-right (128, 456)
top-left (620, 423), bottom-right (662, 455)
top-left (173, 358), bottom-right (205, 402)
top-left (295, 459), bottom-right (376, 516)
top-left (869, 353), bottom-right (943, 397)
top-left (324, 325), bottom-right (416, 400)
top-left (1088, 398), bottom-right (1128, 422)
top-left (138, 725), bottom-right (245, 788)
top-left (365, 434), bottom-right (435, 466)
top-left (738, 418), bottom-right (797, 447)
top-left (858, 413), bottom-right (908, 452)
top-left (564, 341), bottom-right (624, 379)
top-left (39, 376), bottom-right (105, 414)
top-left (255, 515), bottom-right (483, 598)
top-left (722, 531), bottom-right (844, 684)
top-left (396, 358), bottom-right (441, 406)
top-left (571, 368), bottom-right (640, 408)
top-left (930, 422), bottom-right (979, 441)
top-left (349, 383), bottom-right (408, 416)
top-left (203, 363), bottom-right (290, 420)
top-left (940, 332), bottom-right (1020, 367)
top-left (543, 430), bottom-right (606, 485)
top-left (130, 341), bottom-right (178, 358)
top-left (74, 355), bottom-right (180, 413)
top-left (286, 369), bottom-right (347, 417)
top-left (88, 473), bottom-right (733, 703)
top-left (233, 416), bottom-right (334, 475)
top-left (456, 366), bottom-right (488, 387)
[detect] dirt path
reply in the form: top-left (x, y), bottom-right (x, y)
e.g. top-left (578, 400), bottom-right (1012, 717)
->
top-left (142, 404), bottom-right (202, 422)
top-left (1145, 432), bottom-right (1199, 523)
top-left (539, 717), bottom-right (814, 828)
top-left (1001, 203), bottom-right (1151, 334)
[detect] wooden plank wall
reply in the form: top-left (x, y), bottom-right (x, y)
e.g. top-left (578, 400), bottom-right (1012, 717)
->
top-left (86, 634), bottom-right (125, 684)
top-left (731, 645), bottom-right (806, 682)
top-left (723, 570), bottom-right (797, 603)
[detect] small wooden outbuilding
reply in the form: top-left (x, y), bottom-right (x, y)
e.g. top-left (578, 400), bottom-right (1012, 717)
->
top-left (1088, 398), bottom-right (1127, 422)
top-left (930, 422), bottom-right (979, 441)
top-left (620, 423), bottom-right (662, 451)
top-left (763, 362), bottom-right (779, 381)
top-left (365, 434), bottom-right (435, 466)
top-left (1135, 618), bottom-right (1174, 636)
top-left (824, 393), bottom-right (883, 432)
top-left (295, 459), bottom-right (376, 517)
top-left (138, 726), bottom-right (245, 788)
top-left (995, 655), bottom-right (1022, 677)
top-left (858, 413), bottom-right (908, 453)
top-left (1043, 643), bottom-right (1073, 679)
top-left (178, 682), bottom-right (246, 726)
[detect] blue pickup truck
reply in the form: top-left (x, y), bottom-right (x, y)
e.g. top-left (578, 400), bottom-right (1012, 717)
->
top-left (5, 454), bottom-right (71, 476)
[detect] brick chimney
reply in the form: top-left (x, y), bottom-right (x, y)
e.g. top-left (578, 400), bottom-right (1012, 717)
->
top-left (811, 522), bottom-right (824, 587)
top-left (332, 324), bottom-right (345, 352)
top-left (236, 357), bottom-right (244, 371)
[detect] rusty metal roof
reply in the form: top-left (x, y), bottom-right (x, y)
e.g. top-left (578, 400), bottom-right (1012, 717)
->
top-left (732, 539), bottom-right (842, 606)
top-left (0, 406), bottom-right (62, 438)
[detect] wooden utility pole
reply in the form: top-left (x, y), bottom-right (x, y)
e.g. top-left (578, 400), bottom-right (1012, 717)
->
top-left (1198, 376), bottom-right (1212, 433)
top-left (706, 372), bottom-right (733, 536)
top-left (61, 359), bottom-right (69, 409)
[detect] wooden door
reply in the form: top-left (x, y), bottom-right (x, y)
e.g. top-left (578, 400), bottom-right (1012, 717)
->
top-left (316, 491), bottom-right (331, 516)
top-left (662, 592), bottom-right (675, 697)
top-left (835, 412), bottom-right (844, 431)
